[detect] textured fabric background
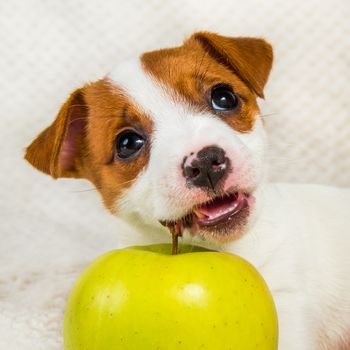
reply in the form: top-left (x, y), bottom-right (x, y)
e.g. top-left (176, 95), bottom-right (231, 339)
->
top-left (0, 0), bottom-right (349, 349)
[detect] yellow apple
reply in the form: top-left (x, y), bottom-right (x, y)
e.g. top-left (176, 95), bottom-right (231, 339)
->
top-left (64, 244), bottom-right (278, 349)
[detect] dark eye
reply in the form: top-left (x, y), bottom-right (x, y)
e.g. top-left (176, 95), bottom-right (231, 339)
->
top-left (116, 130), bottom-right (145, 159)
top-left (210, 84), bottom-right (238, 111)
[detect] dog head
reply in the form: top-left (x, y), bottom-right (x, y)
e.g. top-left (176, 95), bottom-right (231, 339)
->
top-left (25, 32), bottom-right (273, 244)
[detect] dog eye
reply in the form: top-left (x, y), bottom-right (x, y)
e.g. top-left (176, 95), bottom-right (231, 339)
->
top-left (115, 130), bottom-right (145, 159)
top-left (210, 84), bottom-right (238, 111)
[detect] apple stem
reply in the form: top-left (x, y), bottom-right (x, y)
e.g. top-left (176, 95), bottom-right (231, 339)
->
top-left (172, 231), bottom-right (178, 255)
top-left (170, 223), bottom-right (183, 255)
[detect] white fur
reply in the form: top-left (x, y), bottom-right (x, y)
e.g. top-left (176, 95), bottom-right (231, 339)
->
top-left (228, 184), bottom-right (350, 349)
top-left (109, 59), bottom-right (266, 219)
top-left (108, 59), bottom-right (350, 349)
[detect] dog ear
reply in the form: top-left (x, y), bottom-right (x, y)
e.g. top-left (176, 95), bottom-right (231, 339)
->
top-left (187, 32), bottom-right (273, 98)
top-left (25, 88), bottom-right (88, 179)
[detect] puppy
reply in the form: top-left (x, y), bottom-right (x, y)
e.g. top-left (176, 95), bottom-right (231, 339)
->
top-left (25, 32), bottom-right (350, 349)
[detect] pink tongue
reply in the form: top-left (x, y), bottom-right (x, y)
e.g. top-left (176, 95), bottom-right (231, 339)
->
top-left (195, 193), bottom-right (242, 219)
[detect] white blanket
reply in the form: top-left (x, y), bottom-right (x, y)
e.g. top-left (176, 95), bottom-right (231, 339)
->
top-left (1, 0), bottom-right (349, 348)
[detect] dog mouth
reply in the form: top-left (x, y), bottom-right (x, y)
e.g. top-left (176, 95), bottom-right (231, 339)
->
top-left (193, 192), bottom-right (248, 227)
top-left (160, 192), bottom-right (251, 241)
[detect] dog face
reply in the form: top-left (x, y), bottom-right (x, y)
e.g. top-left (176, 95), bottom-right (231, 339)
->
top-left (25, 32), bottom-right (273, 243)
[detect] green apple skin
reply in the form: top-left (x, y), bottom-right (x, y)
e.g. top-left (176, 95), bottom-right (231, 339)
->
top-left (64, 244), bottom-right (278, 350)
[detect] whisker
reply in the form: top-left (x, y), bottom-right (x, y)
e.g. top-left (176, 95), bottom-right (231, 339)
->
top-left (113, 178), bottom-right (138, 187)
top-left (70, 188), bottom-right (99, 193)
top-left (258, 112), bottom-right (279, 119)
top-left (69, 177), bottom-right (138, 194)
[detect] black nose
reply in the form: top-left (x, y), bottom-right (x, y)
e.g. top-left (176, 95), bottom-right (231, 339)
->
top-left (183, 146), bottom-right (229, 190)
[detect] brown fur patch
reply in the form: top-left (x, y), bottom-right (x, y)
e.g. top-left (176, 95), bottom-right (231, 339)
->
top-left (141, 32), bottom-right (273, 133)
top-left (25, 89), bottom-right (87, 178)
top-left (25, 78), bottom-right (153, 211)
top-left (83, 79), bottom-right (153, 209)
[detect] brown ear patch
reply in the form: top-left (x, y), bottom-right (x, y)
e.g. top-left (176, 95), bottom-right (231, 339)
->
top-left (25, 89), bottom-right (88, 178)
top-left (189, 32), bottom-right (273, 98)
top-left (141, 31), bottom-right (271, 133)
top-left (59, 95), bottom-right (88, 172)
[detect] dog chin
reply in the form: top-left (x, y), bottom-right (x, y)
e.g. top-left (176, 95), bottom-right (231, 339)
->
top-left (188, 207), bottom-right (251, 244)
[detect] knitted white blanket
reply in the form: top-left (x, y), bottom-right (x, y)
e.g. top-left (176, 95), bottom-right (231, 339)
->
top-left (1, 0), bottom-right (349, 348)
